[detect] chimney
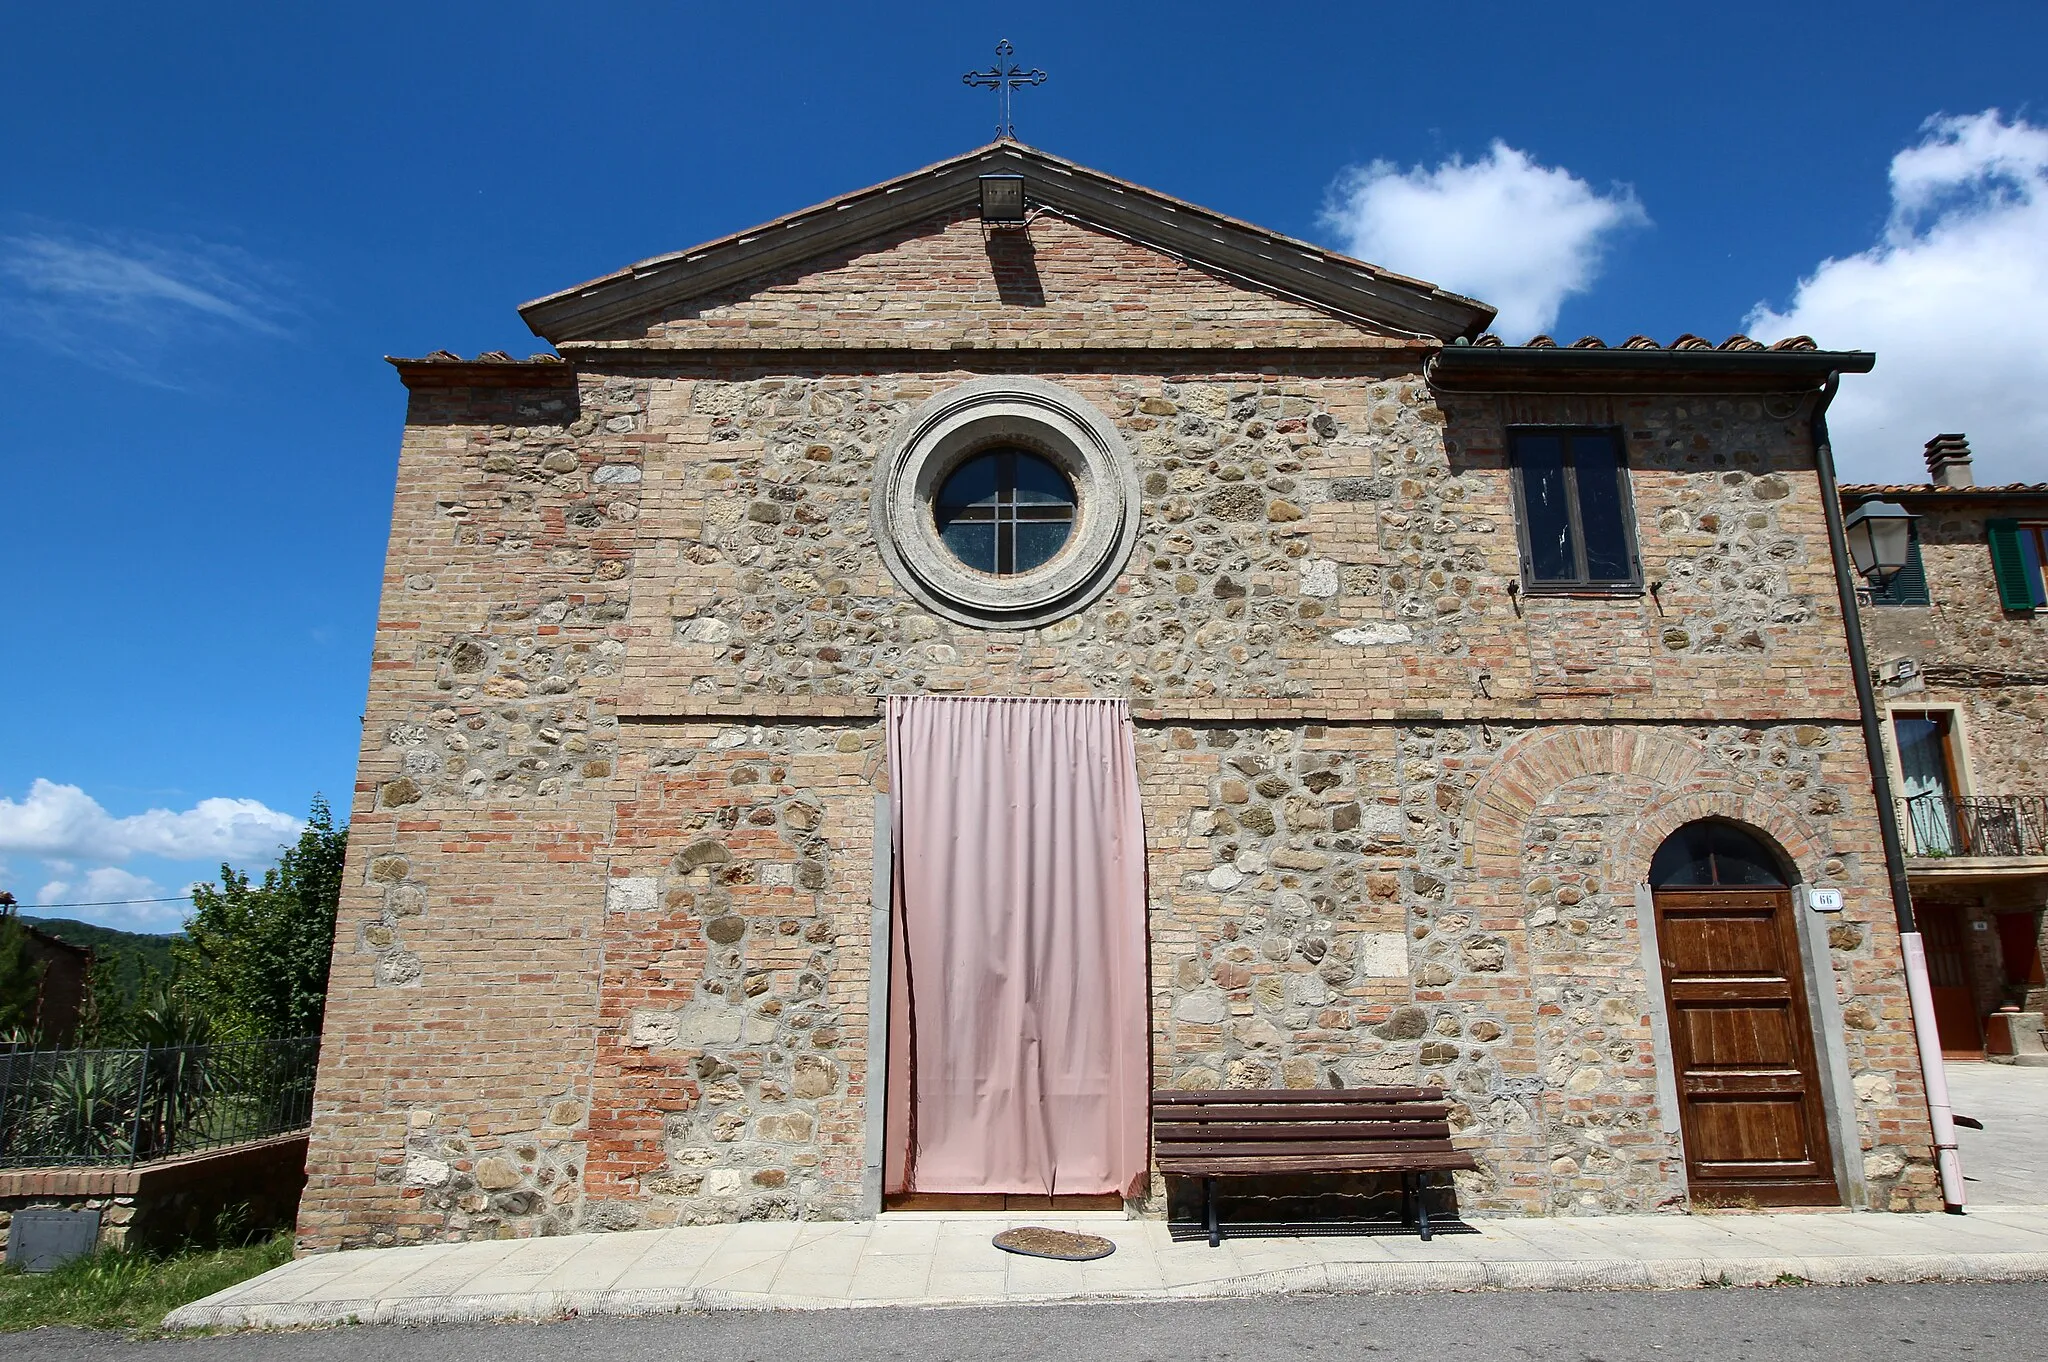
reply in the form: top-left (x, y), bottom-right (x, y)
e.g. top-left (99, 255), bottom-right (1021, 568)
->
top-left (1924, 433), bottom-right (1974, 487)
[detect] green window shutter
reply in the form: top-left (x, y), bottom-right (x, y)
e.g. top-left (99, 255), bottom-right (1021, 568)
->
top-left (1987, 519), bottom-right (2046, 610)
top-left (1869, 529), bottom-right (1931, 606)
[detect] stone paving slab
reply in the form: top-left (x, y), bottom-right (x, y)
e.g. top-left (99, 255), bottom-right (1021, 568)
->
top-left (165, 1207), bottom-right (2048, 1331)
top-left (1946, 1061), bottom-right (2048, 1207)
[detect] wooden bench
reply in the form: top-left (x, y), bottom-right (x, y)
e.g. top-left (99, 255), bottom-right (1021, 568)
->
top-left (1153, 1087), bottom-right (1479, 1246)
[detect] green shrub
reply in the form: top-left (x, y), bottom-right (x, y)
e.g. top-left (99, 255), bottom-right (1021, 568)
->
top-left (0, 1232), bottom-right (293, 1334)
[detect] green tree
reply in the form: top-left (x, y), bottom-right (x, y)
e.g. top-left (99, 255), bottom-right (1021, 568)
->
top-left (173, 799), bottom-right (347, 1040)
top-left (0, 894), bottom-right (47, 1038)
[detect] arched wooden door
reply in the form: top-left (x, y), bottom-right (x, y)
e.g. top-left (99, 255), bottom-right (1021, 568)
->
top-left (1650, 822), bottom-right (1840, 1206)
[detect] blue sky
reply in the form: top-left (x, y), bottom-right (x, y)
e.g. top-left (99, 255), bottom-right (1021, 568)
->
top-left (4, 1), bottom-right (2046, 930)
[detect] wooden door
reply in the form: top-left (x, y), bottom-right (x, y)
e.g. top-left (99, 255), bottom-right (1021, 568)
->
top-left (1918, 905), bottom-right (1984, 1057)
top-left (1655, 888), bottom-right (1840, 1206)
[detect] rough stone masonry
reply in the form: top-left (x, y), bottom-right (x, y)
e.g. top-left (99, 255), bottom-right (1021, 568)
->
top-left (297, 143), bottom-right (1937, 1251)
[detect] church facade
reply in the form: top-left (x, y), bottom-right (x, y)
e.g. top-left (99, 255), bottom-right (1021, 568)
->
top-left (299, 143), bottom-right (1940, 1250)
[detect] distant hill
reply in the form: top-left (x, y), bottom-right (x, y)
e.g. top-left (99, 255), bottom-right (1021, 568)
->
top-left (23, 916), bottom-right (180, 998)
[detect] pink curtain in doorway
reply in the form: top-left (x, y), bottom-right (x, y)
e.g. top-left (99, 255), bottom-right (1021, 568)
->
top-left (883, 695), bottom-right (1148, 1198)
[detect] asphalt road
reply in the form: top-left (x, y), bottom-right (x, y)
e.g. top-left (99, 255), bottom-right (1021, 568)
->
top-left (15, 1284), bottom-right (2043, 1361)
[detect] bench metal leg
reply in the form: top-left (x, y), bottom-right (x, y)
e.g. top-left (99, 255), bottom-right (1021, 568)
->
top-left (1204, 1177), bottom-right (1220, 1248)
top-left (1416, 1172), bottom-right (1434, 1242)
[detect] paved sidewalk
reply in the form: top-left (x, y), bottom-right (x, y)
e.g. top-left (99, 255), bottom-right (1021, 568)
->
top-left (168, 1208), bottom-right (2048, 1329)
top-left (1946, 1061), bottom-right (2048, 1207)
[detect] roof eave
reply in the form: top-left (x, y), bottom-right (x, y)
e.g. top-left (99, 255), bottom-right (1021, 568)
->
top-left (1428, 346), bottom-right (1874, 393)
top-left (388, 355), bottom-right (573, 389)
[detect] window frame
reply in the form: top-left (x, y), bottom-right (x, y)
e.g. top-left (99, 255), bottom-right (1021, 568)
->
top-left (869, 376), bottom-right (1142, 630)
top-left (1888, 704), bottom-right (1978, 857)
top-left (1891, 708), bottom-right (1967, 801)
top-left (1506, 425), bottom-right (1644, 595)
top-left (1987, 518), bottom-right (2048, 612)
top-left (2027, 524), bottom-right (2048, 602)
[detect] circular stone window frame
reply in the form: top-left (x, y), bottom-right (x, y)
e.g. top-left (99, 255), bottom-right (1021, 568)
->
top-left (871, 376), bottom-right (1142, 630)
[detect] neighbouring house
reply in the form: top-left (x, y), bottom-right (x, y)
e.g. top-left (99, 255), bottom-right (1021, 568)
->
top-left (1847, 434), bottom-right (2048, 1060)
top-left (300, 142), bottom-right (1941, 1251)
top-left (2, 913), bottom-right (91, 1046)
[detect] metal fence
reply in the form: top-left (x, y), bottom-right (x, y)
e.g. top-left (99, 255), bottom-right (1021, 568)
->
top-left (1897, 794), bottom-right (2048, 859)
top-left (0, 1036), bottom-right (318, 1169)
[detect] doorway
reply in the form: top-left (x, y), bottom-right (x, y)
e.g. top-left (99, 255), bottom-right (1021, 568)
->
top-left (881, 695), bottom-right (1149, 1211)
top-left (1996, 910), bottom-right (2046, 997)
top-left (1649, 821), bottom-right (1841, 1206)
top-left (1917, 905), bottom-right (1984, 1057)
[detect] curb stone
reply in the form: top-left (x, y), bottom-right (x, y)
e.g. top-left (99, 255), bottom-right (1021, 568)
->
top-left (163, 1251), bottom-right (2048, 1331)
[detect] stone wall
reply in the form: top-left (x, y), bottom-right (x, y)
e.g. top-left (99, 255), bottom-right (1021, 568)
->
top-left (1141, 719), bottom-right (1937, 1216)
top-left (618, 365), bottom-right (1860, 725)
top-left (1862, 491), bottom-right (2048, 797)
top-left (1858, 491), bottom-right (2048, 1021)
top-left (585, 722), bottom-right (880, 1229)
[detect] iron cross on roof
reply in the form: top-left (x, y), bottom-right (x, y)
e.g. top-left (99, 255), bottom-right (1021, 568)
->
top-left (962, 40), bottom-right (1046, 142)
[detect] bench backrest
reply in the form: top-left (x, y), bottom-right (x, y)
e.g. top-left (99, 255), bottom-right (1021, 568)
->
top-left (1151, 1087), bottom-right (1454, 1164)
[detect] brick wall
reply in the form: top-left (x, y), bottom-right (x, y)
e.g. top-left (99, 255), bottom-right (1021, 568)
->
top-left (580, 209), bottom-right (1403, 351)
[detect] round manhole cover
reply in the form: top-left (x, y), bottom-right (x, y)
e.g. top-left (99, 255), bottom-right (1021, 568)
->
top-left (992, 1226), bottom-right (1117, 1261)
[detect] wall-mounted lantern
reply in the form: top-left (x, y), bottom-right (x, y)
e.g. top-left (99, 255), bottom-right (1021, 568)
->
top-left (979, 175), bottom-right (1026, 225)
top-left (1844, 499), bottom-right (1917, 586)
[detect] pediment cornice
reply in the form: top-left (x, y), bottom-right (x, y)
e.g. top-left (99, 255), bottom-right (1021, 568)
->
top-left (518, 142), bottom-right (1496, 346)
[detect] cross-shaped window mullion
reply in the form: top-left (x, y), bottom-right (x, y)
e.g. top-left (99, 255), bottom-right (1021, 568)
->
top-left (933, 448), bottom-right (1077, 576)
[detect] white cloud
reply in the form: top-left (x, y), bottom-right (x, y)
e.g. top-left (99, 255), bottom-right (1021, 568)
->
top-left (1322, 141), bottom-right (1649, 340)
top-left (0, 222), bottom-right (290, 380)
top-left (1747, 110), bottom-right (2048, 485)
top-left (0, 780), bottom-right (302, 865)
top-left (33, 867), bottom-right (191, 931)
top-left (2, 235), bottom-right (277, 330)
top-left (36, 866), bottom-right (166, 907)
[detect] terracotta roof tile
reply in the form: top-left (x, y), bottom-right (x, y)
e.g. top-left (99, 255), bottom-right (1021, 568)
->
top-left (395, 351), bottom-right (564, 365)
top-left (1840, 482), bottom-right (2048, 497)
top-left (1455, 331), bottom-right (1836, 354)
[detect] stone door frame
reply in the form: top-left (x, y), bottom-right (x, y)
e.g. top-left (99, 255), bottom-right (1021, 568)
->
top-left (861, 793), bottom-right (892, 1217)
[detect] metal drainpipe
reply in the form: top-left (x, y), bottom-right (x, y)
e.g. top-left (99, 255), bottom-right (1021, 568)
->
top-left (1810, 372), bottom-right (1965, 1212)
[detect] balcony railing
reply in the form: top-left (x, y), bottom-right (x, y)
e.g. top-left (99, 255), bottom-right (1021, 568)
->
top-left (1897, 794), bottom-right (2048, 859)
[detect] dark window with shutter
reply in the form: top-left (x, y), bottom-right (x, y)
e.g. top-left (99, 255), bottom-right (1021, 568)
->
top-left (1987, 519), bottom-right (2048, 611)
top-left (1508, 428), bottom-right (1640, 590)
top-left (1867, 523), bottom-right (1932, 606)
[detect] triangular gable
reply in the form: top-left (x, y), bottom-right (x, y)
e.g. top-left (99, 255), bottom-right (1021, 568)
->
top-left (519, 142), bottom-right (1495, 347)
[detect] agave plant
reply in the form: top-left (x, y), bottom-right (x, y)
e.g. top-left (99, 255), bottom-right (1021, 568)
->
top-left (12, 1049), bottom-right (142, 1164)
top-left (111, 982), bottom-right (221, 1158)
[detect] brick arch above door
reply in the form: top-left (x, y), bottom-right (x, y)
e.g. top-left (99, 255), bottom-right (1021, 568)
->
top-left (1467, 727), bottom-right (1832, 885)
top-left (1619, 792), bottom-right (1830, 890)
